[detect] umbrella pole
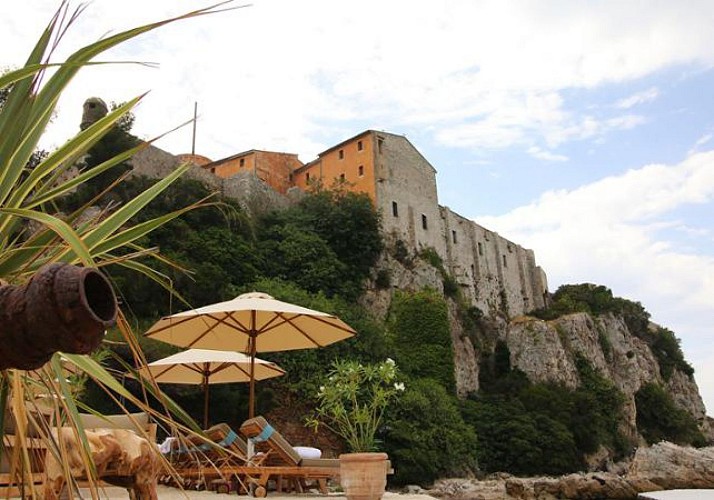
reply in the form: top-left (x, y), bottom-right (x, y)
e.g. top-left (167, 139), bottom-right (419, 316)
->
top-left (203, 369), bottom-right (209, 429)
top-left (249, 331), bottom-right (256, 419)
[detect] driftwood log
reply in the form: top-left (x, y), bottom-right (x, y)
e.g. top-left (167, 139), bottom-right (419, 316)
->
top-left (0, 263), bottom-right (117, 370)
top-left (44, 427), bottom-right (159, 500)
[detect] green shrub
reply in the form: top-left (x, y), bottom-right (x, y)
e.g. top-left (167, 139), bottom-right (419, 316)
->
top-left (648, 327), bottom-right (694, 381)
top-left (598, 329), bottom-right (613, 362)
top-left (388, 290), bottom-right (456, 392)
top-left (384, 379), bottom-right (477, 486)
top-left (635, 383), bottom-right (706, 446)
top-left (375, 268), bottom-right (391, 289)
top-left (418, 247), bottom-right (443, 269)
top-left (392, 239), bottom-right (412, 266)
top-left (461, 394), bottom-right (580, 475)
top-left (442, 274), bottom-right (459, 298)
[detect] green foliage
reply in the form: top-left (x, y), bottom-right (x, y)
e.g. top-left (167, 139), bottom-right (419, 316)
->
top-left (375, 268), bottom-right (391, 289)
top-left (243, 278), bottom-right (390, 401)
top-left (105, 176), bottom-right (259, 318)
top-left (391, 239), bottom-right (412, 266)
top-left (573, 354), bottom-right (629, 454)
top-left (418, 247), bottom-right (443, 269)
top-left (387, 290), bottom-right (456, 392)
top-left (635, 383), bottom-right (706, 446)
top-left (598, 328), bottom-right (613, 362)
top-left (418, 247), bottom-right (460, 298)
top-left (461, 394), bottom-right (579, 475)
top-left (307, 359), bottom-right (404, 452)
top-left (0, 3), bottom-right (228, 491)
top-left (257, 189), bottom-right (382, 300)
top-left (468, 347), bottom-right (631, 474)
top-left (534, 284), bottom-right (694, 380)
top-left (533, 284), bottom-right (650, 337)
top-left (384, 379), bottom-right (477, 486)
top-left (478, 341), bottom-right (530, 395)
top-left (648, 326), bottom-right (694, 381)
top-left (442, 274), bottom-right (459, 298)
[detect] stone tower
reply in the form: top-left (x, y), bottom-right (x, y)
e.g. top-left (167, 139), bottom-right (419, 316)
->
top-left (80, 97), bottom-right (108, 130)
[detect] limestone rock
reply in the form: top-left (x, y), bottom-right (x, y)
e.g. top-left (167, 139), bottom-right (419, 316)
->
top-left (628, 442), bottom-right (714, 490)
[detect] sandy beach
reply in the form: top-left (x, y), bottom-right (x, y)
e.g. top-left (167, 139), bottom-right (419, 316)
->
top-left (639, 491), bottom-right (714, 499)
top-left (69, 486), bottom-right (438, 500)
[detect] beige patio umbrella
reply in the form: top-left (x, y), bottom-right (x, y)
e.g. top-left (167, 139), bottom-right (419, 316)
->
top-left (144, 292), bottom-right (356, 418)
top-left (132, 348), bottom-right (285, 427)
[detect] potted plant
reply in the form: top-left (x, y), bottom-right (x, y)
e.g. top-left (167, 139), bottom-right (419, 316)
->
top-left (308, 359), bottom-right (404, 500)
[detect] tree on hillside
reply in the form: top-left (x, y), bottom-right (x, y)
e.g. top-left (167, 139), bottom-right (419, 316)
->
top-left (257, 187), bottom-right (382, 300)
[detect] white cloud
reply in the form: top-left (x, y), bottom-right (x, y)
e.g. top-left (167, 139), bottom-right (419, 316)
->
top-left (690, 133), bottom-right (713, 154)
top-left (616, 87), bottom-right (660, 109)
top-left (474, 150), bottom-right (714, 412)
top-left (3, 0), bottom-right (714, 160)
top-left (527, 146), bottom-right (568, 162)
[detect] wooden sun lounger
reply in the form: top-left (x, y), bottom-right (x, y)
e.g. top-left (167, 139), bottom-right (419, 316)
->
top-left (162, 417), bottom-right (340, 496)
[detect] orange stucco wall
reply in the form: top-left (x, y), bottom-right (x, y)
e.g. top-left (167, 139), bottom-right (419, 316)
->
top-left (206, 151), bottom-right (301, 194)
top-left (293, 133), bottom-right (377, 201)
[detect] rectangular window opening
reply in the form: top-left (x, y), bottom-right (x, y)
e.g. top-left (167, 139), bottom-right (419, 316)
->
top-left (239, 158), bottom-right (245, 167)
top-left (339, 173), bottom-right (345, 181)
top-left (339, 149), bottom-right (344, 160)
top-left (357, 140), bottom-right (363, 151)
top-left (421, 214), bottom-right (428, 230)
top-left (452, 230), bottom-right (457, 244)
top-left (358, 165), bottom-right (364, 177)
top-left (478, 242), bottom-right (483, 256)
top-left (306, 172), bottom-right (310, 182)
top-left (502, 255), bottom-right (507, 267)
top-left (392, 201), bottom-right (398, 217)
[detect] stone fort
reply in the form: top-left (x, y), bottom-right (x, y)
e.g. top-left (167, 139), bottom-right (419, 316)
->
top-left (82, 100), bottom-right (548, 317)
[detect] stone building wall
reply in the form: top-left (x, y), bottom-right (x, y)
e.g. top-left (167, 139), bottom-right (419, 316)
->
top-left (375, 132), bottom-right (447, 257)
top-left (130, 133), bottom-right (548, 318)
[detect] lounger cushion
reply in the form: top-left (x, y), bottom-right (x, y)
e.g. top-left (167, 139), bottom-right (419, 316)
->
top-left (293, 446), bottom-right (321, 459)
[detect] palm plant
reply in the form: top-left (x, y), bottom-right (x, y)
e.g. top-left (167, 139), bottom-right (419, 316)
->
top-left (0, 1), bottom-right (232, 496)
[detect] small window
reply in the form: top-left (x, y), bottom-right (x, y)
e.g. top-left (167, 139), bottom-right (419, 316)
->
top-left (421, 214), bottom-right (428, 230)
top-left (358, 165), bottom-right (364, 177)
top-left (239, 158), bottom-right (245, 167)
top-left (478, 242), bottom-right (483, 256)
top-left (210, 167), bottom-right (216, 174)
top-left (357, 140), bottom-right (363, 151)
top-left (306, 172), bottom-right (310, 182)
top-left (392, 201), bottom-right (398, 217)
top-left (339, 149), bottom-right (344, 160)
top-left (340, 173), bottom-right (345, 181)
top-left (470, 264), bottom-right (475, 276)
top-left (378, 138), bottom-right (383, 154)
top-left (452, 230), bottom-right (457, 244)
top-left (502, 255), bottom-right (507, 267)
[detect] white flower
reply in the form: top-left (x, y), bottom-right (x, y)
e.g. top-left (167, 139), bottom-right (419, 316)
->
top-left (394, 382), bottom-right (405, 392)
top-left (385, 358), bottom-right (395, 366)
top-left (318, 386), bottom-right (325, 396)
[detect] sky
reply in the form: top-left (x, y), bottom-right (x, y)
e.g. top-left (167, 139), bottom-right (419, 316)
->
top-left (2, 1), bottom-right (713, 414)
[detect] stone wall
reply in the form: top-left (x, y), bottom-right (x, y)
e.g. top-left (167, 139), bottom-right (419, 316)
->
top-left (131, 144), bottom-right (290, 217)
top-left (375, 133), bottom-right (447, 256)
top-left (132, 133), bottom-right (547, 318)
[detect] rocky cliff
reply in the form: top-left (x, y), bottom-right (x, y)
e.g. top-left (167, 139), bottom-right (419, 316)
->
top-left (364, 247), bottom-right (713, 449)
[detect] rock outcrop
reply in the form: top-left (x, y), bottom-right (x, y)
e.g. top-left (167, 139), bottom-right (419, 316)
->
top-left (428, 442), bottom-right (714, 500)
top-left (503, 313), bottom-right (711, 443)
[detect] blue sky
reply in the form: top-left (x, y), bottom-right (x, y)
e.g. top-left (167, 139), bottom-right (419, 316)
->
top-left (3, 1), bottom-right (714, 414)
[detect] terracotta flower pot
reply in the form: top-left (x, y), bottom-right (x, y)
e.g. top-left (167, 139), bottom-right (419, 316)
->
top-left (339, 452), bottom-right (389, 500)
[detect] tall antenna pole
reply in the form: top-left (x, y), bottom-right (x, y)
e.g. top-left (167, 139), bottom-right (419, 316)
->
top-left (191, 101), bottom-right (198, 155)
